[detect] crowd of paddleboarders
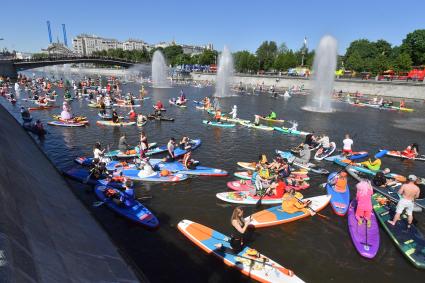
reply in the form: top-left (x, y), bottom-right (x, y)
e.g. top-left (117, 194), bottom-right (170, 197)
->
top-left (2, 72), bottom-right (425, 282)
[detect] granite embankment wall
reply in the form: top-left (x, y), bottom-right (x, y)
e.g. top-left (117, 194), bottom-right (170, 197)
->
top-left (191, 73), bottom-right (425, 100)
top-left (0, 105), bottom-right (143, 282)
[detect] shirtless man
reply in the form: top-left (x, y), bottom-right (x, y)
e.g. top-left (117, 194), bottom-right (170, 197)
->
top-left (388, 175), bottom-right (420, 228)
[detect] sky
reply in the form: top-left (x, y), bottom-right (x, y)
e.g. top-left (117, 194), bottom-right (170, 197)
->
top-left (1, 0), bottom-right (424, 55)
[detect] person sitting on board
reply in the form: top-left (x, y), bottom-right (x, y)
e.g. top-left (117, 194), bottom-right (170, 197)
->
top-left (265, 176), bottom-right (286, 198)
top-left (34, 119), bottom-right (44, 132)
top-left (400, 99), bottom-right (406, 108)
top-left (60, 101), bottom-right (72, 120)
top-left (128, 108), bottom-right (137, 120)
top-left (165, 137), bottom-right (176, 162)
top-left (90, 159), bottom-right (108, 180)
top-left (292, 144), bottom-right (311, 165)
top-left (229, 105), bottom-right (238, 119)
top-left (316, 134), bottom-right (331, 155)
top-left (93, 142), bottom-right (106, 162)
top-left (355, 179), bottom-right (374, 227)
top-left (137, 158), bottom-right (155, 177)
top-left (281, 189), bottom-right (315, 216)
top-left (179, 89), bottom-right (186, 101)
top-left (372, 169), bottom-right (398, 187)
top-left (329, 172), bottom-right (348, 193)
top-left (155, 100), bottom-right (164, 110)
top-left (112, 110), bottom-right (120, 123)
top-left (119, 180), bottom-right (136, 207)
top-left (402, 144), bottom-right (419, 158)
top-left (214, 206), bottom-right (252, 253)
top-left (265, 109), bottom-right (277, 120)
top-left (304, 133), bottom-right (319, 148)
top-left (118, 134), bottom-right (130, 154)
top-left (276, 158), bottom-right (291, 178)
top-left (359, 158), bottom-right (381, 171)
top-left (254, 165), bottom-right (272, 195)
top-left (213, 109), bottom-right (222, 122)
top-left (179, 136), bottom-right (192, 150)
top-left (137, 113), bottom-right (147, 125)
top-left (388, 175), bottom-right (421, 228)
top-left (342, 134), bottom-right (353, 155)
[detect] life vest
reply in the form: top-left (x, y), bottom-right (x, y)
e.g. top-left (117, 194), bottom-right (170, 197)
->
top-left (160, 169), bottom-right (170, 176)
top-left (259, 168), bottom-right (270, 179)
top-left (125, 149), bottom-right (137, 155)
top-left (334, 176), bottom-right (347, 192)
top-left (215, 110), bottom-right (221, 119)
top-left (105, 188), bottom-right (118, 198)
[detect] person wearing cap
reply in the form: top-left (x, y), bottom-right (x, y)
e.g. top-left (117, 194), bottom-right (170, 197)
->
top-left (388, 175), bottom-right (420, 228)
top-left (229, 105), bottom-right (238, 119)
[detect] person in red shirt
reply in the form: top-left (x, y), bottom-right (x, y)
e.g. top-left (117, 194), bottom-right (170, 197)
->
top-left (156, 100), bottom-right (164, 110)
top-left (265, 176), bottom-right (286, 198)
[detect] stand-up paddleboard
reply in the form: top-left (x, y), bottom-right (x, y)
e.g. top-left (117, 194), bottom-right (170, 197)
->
top-left (95, 185), bottom-right (159, 228)
top-left (237, 161), bottom-right (256, 171)
top-left (326, 172), bottom-right (350, 216)
top-left (177, 220), bottom-right (305, 283)
top-left (227, 180), bottom-right (310, 192)
top-left (348, 200), bottom-right (380, 259)
top-left (104, 143), bottom-right (157, 158)
top-left (324, 151), bottom-right (368, 162)
top-left (121, 169), bottom-right (188, 182)
top-left (233, 171), bottom-right (310, 181)
top-left (372, 193), bottom-right (425, 268)
top-left (258, 116), bottom-right (285, 123)
top-left (28, 105), bottom-right (58, 111)
top-left (216, 191), bottom-right (284, 205)
top-left (273, 127), bottom-right (310, 136)
top-left (202, 120), bottom-right (235, 128)
top-left (174, 139), bottom-right (201, 157)
top-left (314, 142), bottom-right (336, 161)
top-left (245, 195), bottom-right (331, 228)
top-left (379, 149), bottom-right (425, 162)
top-left (154, 161), bottom-right (228, 176)
top-left (47, 121), bottom-right (86, 127)
top-left (276, 150), bottom-right (329, 175)
top-left (96, 120), bottom-right (136, 126)
top-left (112, 104), bottom-right (141, 108)
top-left (63, 168), bottom-right (122, 188)
top-left (240, 121), bottom-right (274, 131)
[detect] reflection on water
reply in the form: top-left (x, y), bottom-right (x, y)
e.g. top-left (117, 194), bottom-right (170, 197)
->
top-left (1, 78), bottom-right (425, 283)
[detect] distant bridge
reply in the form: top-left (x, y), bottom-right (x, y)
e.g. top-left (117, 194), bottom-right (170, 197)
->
top-left (0, 56), bottom-right (136, 78)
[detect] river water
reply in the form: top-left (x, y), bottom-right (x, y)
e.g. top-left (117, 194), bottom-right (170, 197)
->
top-left (2, 74), bottom-right (425, 283)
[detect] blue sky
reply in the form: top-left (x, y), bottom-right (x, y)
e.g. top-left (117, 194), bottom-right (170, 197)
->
top-left (1, 0), bottom-right (424, 54)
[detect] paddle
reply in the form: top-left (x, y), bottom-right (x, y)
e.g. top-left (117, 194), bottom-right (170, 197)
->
top-left (294, 196), bottom-right (330, 220)
top-left (83, 169), bottom-right (94, 184)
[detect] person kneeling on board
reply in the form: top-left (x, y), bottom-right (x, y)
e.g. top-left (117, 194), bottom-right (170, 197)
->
top-left (329, 172), bottom-right (348, 193)
top-left (355, 179), bottom-right (373, 227)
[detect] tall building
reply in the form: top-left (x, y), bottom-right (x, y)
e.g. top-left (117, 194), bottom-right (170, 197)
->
top-left (72, 34), bottom-right (122, 56)
top-left (123, 39), bottom-right (150, 51)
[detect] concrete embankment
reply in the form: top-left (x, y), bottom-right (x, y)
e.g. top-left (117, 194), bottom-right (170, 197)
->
top-left (191, 73), bottom-right (425, 100)
top-left (0, 105), bottom-right (141, 282)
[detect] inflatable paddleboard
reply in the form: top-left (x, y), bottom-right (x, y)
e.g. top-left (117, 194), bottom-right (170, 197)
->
top-left (226, 180), bottom-right (310, 192)
top-left (380, 149), bottom-right (425, 162)
top-left (178, 220), bottom-right (304, 283)
top-left (96, 120), bottom-right (136, 126)
top-left (121, 169), bottom-right (188, 182)
top-left (47, 121), bottom-right (86, 127)
top-left (326, 172), bottom-right (350, 216)
top-left (202, 120), bottom-right (235, 128)
top-left (314, 142), bottom-right (336, 161)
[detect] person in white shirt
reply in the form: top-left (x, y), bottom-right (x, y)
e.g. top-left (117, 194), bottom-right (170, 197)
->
top-left (229, 105), bottom-right (238, 119)
top-left (343, 134), bottom-right (353, 155)
top-left (93, 142), bottom-right (105, 161)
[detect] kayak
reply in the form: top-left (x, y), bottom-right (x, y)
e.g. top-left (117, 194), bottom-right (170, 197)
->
top-left (239, 121), bottom-right (274, 131)
top-left (314, 142), bottom-right (336, 161)
top-left (276, 150), bottom-right (330, 174)
top-left (273, 127), bottom-right (310, 136)
top-left (154, 161), bottom-right (228, 176)
top-left (217, 191), bottom-right (303, 205)
top-left (258, 116), bottom-right (285, 123)
top-left (96, 120), bottom-right (136, 126)
top-left (63, 168), bottom-right (122, 188)
top-left (120, 169), bottom-right (188, 182)
top-left (234, 171), bottom-right (310, 181)
top-left (380, 149), bottom-right (425, 162)
top-left (326, 172), bottom-right (350, 216)
top-left (94, 185), bottom-right (159, 228)
top-left (372, 193), bottom-right (425, 269)
top-left (324, 151), bottom-right (368, 162)
top-left (245, 195), bottom-right (331, 228)
top-left (202, 120), bottom-right (235, 128)
top-left (28, 105), bottom-right (59, 111)
top-left (47, 121), bottom-right (86, 127)
top-left (177, 219), bottom-right (304, 283)
top-left (348, 200), bottom-right (380, 259)
top-left (227, 180), bottom-right (310, 192)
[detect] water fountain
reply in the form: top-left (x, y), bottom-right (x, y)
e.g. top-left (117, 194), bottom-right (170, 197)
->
top-left (304, 35), bottom-right (337, 113)
top-left (215, 46), bottom-right (234, 97)
top-left (151, 50), bottom-right (170, 88)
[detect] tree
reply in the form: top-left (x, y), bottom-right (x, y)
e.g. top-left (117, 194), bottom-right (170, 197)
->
top-left (198, 49), bottom-right (217, 65)
top-left (278, 43), bottom-right (288, 54)
top-left (401, 29), bottom-right (425, 65)
top-left (273, 50), bottom-right (297, 71)
top-left (234, 51), bottom-right (259, 73)
top-left (393, 52), bottom-right (412, 72)
top-left (255, 41), bottom-right (278, 71)
top-left (345, 51), bottom-right (366, 72)
top-left (374, 39), bottom-right (392, 56)
top-left (371, 54), bottom-right (390, 74)
top-left (345, 39), bottom-right (379, 72)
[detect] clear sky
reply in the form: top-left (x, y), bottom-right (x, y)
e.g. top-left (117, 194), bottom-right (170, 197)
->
top-left (1, 0), bottom-right (424, 54)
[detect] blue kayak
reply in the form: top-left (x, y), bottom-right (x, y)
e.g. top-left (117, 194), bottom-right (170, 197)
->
top-left (121, 169), bottom-right (188, 182)
top-left (63, 168), bottom-right (123, 188)
top-left (94, 185), bottom-right (159, 228)
top-left (154, 160), bottom-right (228, 176)
top-left (326, 172), bottom-right (350, 216)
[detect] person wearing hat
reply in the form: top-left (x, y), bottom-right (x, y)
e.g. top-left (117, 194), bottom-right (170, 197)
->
top-left (388, 175), bottom-right (420, 228)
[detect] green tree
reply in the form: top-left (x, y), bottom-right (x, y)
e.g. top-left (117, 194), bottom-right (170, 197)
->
top-left (273, 50), bottom-right (297, 71)
top-left (374, 39), bottom-right (392, 56)
top-left (256, 41), bottom-right (278, 71)
top-left (233, 51), bottom-right (259, 73)
top-left (371, 54), bottom-right (390, 74)
top-left (401, 29), bottom-right (425, 65)
top-left (393, 52), bottom-right (413, 72)
top-left (198, 49), bottom-right (217, 65)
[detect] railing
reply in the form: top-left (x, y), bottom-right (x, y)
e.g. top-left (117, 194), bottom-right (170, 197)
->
top-left (12, 56), bottom-right (137, 64)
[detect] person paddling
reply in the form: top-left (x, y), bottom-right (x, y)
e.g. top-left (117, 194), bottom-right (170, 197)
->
top-left (281, 189), bottom-right (315, 216)
top-left (388, 175), bottom-right (420, 228)
top-left (265, 109), bottom-right (277, 120)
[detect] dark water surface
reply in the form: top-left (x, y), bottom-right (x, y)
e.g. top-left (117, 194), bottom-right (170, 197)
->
top-left (2, 78), bottom-right (425, 283)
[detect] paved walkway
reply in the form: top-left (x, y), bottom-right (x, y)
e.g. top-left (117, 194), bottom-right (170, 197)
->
top-left (0, 104), bottom-right (142, 282)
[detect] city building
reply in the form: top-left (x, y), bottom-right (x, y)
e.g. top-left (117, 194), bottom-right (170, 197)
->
top-left (41, 42), bottom-right (76, 56)
top-left (72, 34), bottom-right (213, 56)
